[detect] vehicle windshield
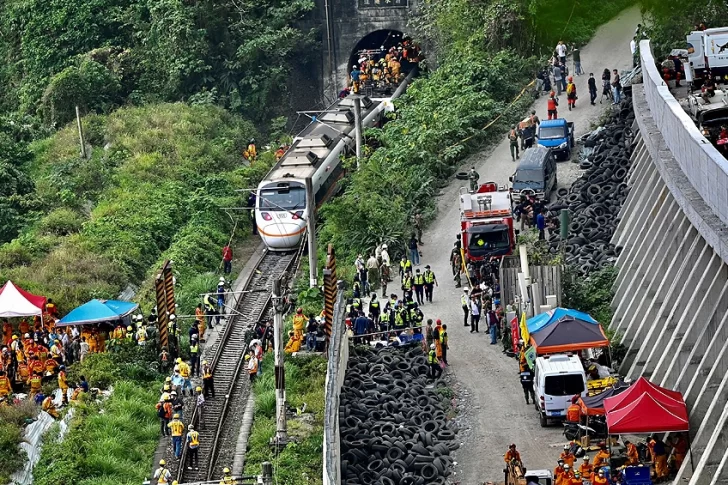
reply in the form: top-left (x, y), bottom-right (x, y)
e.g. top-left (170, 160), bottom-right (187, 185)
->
top-left (259, 184), bottom-right (306, 211)
top-left (513, 169), bottom-right (544, 189)
top-left (544, 374), bottom-right (584, 396)
top-left (539, 126), bottom-right (565, 139)
top-left (469, 229), bottom-right (511, 250)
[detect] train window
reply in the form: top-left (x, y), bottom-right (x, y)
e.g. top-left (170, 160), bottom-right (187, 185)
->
top-left (259, 185), bottom-right (306, 211)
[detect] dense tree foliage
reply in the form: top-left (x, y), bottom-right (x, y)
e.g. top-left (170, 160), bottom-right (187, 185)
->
top-left (0, 0), bottom-right (316, 124)
top-left (641, 0), bottom-right (728, 58)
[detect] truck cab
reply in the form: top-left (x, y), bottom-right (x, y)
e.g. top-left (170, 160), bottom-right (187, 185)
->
top-left (459, 182), bottom-right (515, 263)
top-left (510, 146), bottom-right (557, 202)
top-left (537, 119), bottom-right (575, 160)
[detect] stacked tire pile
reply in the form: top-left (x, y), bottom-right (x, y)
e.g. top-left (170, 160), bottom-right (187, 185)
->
top-left (549, 97), bottom-right (636, 275)
top-left (340, 346), bottom-right (457, 485)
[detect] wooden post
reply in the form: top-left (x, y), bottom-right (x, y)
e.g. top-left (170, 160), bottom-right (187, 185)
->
top-left (75, 106), bottom-right (87, 158)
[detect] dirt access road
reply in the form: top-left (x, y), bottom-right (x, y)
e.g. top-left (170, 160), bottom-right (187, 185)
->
top-left (414, 6), bottom-right (641, 484)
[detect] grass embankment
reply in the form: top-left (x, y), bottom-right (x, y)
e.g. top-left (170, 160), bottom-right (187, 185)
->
top-left (0, 401), bottom-right (38, 484)
top-left (244, 354), bottom-right (327, 484)
top-left (0, 103), bottom-right (274, 315)
top-left (32, 346), bottom-right (162, 485)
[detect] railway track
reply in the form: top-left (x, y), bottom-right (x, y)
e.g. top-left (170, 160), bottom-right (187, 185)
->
top-left (175, 247), bottom-right (301, 484)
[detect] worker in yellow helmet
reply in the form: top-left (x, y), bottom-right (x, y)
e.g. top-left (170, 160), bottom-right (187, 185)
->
top-left (186, 424), bottom-right (200, 470)
top-left (168, 413), bottom-right (185, 459)
top-left (154, 459), bottom-right (171, 484)
top-left (222, 466), bottom-right (236, 484)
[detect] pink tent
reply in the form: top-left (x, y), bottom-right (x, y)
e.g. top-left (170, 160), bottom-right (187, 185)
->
top-left (0, 281), bottom-right (46, 318)
top-left (606, 392), bottom-right (690, 434)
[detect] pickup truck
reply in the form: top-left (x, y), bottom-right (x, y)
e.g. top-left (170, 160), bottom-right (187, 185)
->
top-left (537, 119), bottom-right (574, 160)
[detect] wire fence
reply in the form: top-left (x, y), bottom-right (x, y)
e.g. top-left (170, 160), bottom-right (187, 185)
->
top-left (323, 282), bottom-right (347, 485)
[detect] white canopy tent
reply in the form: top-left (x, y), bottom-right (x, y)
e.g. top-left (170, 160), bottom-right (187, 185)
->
top-left (0, 281), bottom-right (46, 318)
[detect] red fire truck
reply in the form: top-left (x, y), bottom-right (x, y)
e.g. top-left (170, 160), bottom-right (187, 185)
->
top-left (459, 182), bottom-right (516, 263)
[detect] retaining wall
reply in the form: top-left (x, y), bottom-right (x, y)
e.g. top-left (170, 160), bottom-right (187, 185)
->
top-left (610, 41), bottom-right (728, 485)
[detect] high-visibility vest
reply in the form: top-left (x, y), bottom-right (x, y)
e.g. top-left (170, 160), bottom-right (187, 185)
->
top-left (440, 331), bottom-right (448, 345)
top-left (30, 375), bottom-right (41, 391)
top-left (461, 295), bottom-right (468, 306)
top-left (292, 314), bottom-right (306, 331)
top-left (155, 467), bottom-right (170, 484)
top-left (188, 430), bottom-right (200, 447)
top-left (0, 376), bottom-right (10, 394)
top-left (394, 310), bottom-right (404, 327)
top-left (400, 260), bottom-right (411, 272)
top-left (190, 343), bottom-right (199, 355)
top-left (204, 295), bottom-right (216, 311)
top-left (179, 362), bottom-right (190, 378)
top-left (403, 277), bottom-right (412, 290)
top-left (414, 274), bottom-right (424, 285)
top-left (370, 300), bottom-right (379, 309)
top-left (380, 312), bottom-right (390, 323)
top-left (424, 271), bottom-right (435, 284)
top-left (203, 365), bottom-right (213, 379)
top-left (548, 98), bottom-right (558, 110)
top-left (169, 420), bottom-right (184, 436)
top-left (58, 371), bottom-right (68, 390)
top-left (428, 350), bottom-right (438, 364)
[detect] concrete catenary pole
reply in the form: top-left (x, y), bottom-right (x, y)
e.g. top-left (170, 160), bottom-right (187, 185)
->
top-left (271, 278), bottom-right (288, 449)
top-left (305, 177), bottom-right (318, 288)
top-left (353, 96), bottom-right (363, 169)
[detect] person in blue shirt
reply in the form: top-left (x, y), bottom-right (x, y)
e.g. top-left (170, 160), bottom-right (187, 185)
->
top-left (536, 209), bottom-right (546, 240)
top-left (354, 311), bottom-right (369, 345)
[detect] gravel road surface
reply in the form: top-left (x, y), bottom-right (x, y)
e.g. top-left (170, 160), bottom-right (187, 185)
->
top-left (415, 7), bottom-right (641, 484)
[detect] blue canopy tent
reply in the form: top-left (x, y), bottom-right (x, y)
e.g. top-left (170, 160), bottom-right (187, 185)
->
top-left (527, 307), bottom-right (598, 334)
top-left (57, 299), bottom-right (139, 326)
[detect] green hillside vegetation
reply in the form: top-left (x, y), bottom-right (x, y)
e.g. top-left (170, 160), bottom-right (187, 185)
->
top-left (0, 103), bottom-right (275, 313)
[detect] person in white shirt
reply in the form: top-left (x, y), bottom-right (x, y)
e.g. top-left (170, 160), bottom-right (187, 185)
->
top-left (556, 41), bottom-right (567, 65)
top-left (469, 296), bottom-right (481, 333)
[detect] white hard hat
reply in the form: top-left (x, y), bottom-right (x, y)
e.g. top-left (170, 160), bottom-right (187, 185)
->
top-left (564, 464), bottom-right (570, 470)
top-left (169, 314), bottom-right (176, 320)
top-left (463, 287), bottom-right (469, 292)
top-left (382, 244), bottom-right (388, 249)
top-left (430, 344), bottom-right (436, 350)
top-left (219, 277), bottom-right (225, 282)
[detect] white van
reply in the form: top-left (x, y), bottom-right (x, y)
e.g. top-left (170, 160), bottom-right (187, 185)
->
top-left (533, 354), bottom-right (587, 427)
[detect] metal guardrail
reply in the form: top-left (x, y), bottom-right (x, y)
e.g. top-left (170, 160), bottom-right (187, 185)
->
top-left (322, 282), bottom-right (347, 485)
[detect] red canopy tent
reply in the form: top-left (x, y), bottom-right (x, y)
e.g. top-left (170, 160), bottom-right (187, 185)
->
top-left (603, 376), bottom-right (685, 414)
top-left (0, 281), bottom-right (46, 318)
top-left (605, 392), bottom-right (689, 434)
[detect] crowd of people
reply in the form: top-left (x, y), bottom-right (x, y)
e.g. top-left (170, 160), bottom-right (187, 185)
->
top-left (343, 38), bottom-right (422, 97)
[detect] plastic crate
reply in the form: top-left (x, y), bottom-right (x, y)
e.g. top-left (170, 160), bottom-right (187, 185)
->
top-left (623, 465), bottom-right (651, 485)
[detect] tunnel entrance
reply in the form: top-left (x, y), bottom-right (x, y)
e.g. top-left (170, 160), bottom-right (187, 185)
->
top-left (347, 29), bottom-right (421, 97)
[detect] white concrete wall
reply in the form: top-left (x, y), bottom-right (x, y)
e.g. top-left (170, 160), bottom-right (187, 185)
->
top-left (611, 47), bottom-right (728, 484)
top-left (639, 40), bottom-right (728, 233)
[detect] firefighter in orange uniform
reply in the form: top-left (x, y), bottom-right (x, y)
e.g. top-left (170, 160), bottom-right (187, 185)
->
top-left (592, 468), bottom-right (608, 485)
top-left (561, 444), bottom-right (576, 467)
top-left (554, 460), bottom-right (566, 485)
top-left (0, 370), bottom-right (11, 399)
top-left (593, 443), bottom-right (611, 468)
top-left (579, 456), bottom-right (593, 478)
top-left (504, 444), bottom-right (522, 464)
top-left (292, 308), bottom-right (306, 340)
top-left (625, 440), bottom-right (640, 465)
top-left (566, 395), bottom-right (581, 423)
top-left (672, 434), bottom-right (688, 470)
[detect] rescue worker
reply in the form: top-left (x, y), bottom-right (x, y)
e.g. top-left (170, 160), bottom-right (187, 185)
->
top-left (560, 464), bottom-right (574, 485)
top-left (423, 265), bottom-right (437, 302)
top-left (368, 294), bottom-right (381, 324)
top-left (561, 444), bottom-right (576, 467)
top-left (222, 466), bottom-right (236, 484)
top-left (195, 304), bottom-right (207, 342)
top-left (204, 293), bottom-right (217, 329)
top-left (154, 459), bottom-right (171, 485)
top-left (566, 395), bottom-right (581, 423)
top-left (178, 358), bottom-right (192, 396)
top-left (571, 471), bottom-right (583, 485)
top-left (168, 413), bottom-right (185, 459)
top-left (186, 424), bottom-right (200, 470)
top-left (399, 257), bottom-right (412, 279)
top-left (190, 338), bottom-right (200, 377)
top-left (58, 365), bottom-right (69, 404)
top-left (428, 344), bottom-right (442, 379)
top-left (622, 439), bottom-right (639, 466)
top-left (171, 390), bottom-right (184, 421)
top-left (672, 433), bottom-right (688, 470)
top-left (592, 443), bottom-right (610, 468)
top-left (201, 360), bottom-right (215, 398)
top-left (554, 460), bottom-right (566, 485)
top-left (0, 370), bottom-right (10, 399)
top-left (504, 444), bottom-right (522, 465)
top-left (29, 371), bottom-right (42, 399)
top-left (413, 269), bottom-right (425, 305)
top-left (518, 340), bottom-right (529, 373)
top-left (284, 331), bottom-right (302, 354)
top-left (42, 395), bottom-right (59, 418)
top-left (579, 456), bottom-right (593, 478)
top-left (508, 125), bottom-right (520, 161)
top-left (547, 91), bottom-right (559, 120)
top-left (520, 367), bottom-right (535, 404)
top-left (461, 288), bottom-right (470, 326)
top-left (216, 278), bottom-right (227, 313)
top-left (650, 435), bottom-right (669, 479)
top-left (196, 386), bottom-right (206, 429)
top-left (566, 76), bottom-right (577, 110)
top-left (439, 324), bottom-right (449, 366)
top-left (468, 166), bottom-right (480, 192)
top-left (246, 352), bottom-right (258, 382)
top-left (246, 139), bottom-right (257, 161)
top-left (292, 308), bottom-right (306, 340)
top-left (592, 468), bottom-right (608, 485)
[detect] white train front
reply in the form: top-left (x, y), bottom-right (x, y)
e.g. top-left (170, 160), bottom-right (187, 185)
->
top-left (255, 87), bottom-right (410, 251)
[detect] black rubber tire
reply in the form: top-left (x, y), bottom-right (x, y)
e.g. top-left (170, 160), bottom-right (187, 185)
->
top-left (420, 463), bottom-right (439, 481)
top-left (540, 412), bottom-right (548, 427)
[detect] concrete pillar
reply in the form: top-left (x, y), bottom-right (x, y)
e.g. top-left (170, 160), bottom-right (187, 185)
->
top-left (612, 136), bottom-right (648, 247)
top-left (687, 392), bottom-right (728, 485)
top-left (662, 253), bottom-right (725, 392)
top-left (609, 185), bottom-right (671, 340)
top-left (623, 205), bottom-right (688, 377)
top-left (681, 272), bottom-right (728, 410)
top-left (612, 167), bottom-right (663, 307)
top-left (619, 230), bottom-right (703, 376)
top-left (648, 241), bottom-right (711, 384)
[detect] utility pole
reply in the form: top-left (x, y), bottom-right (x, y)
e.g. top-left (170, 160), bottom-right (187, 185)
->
top-left (305, 177), bottom-right (318, 288)
top-left (271, 278), bottom-right (288, 451)
top-left (75, 106), bottom-right (87, 159)
top-left (352, 96), bottom-right (363, 169)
